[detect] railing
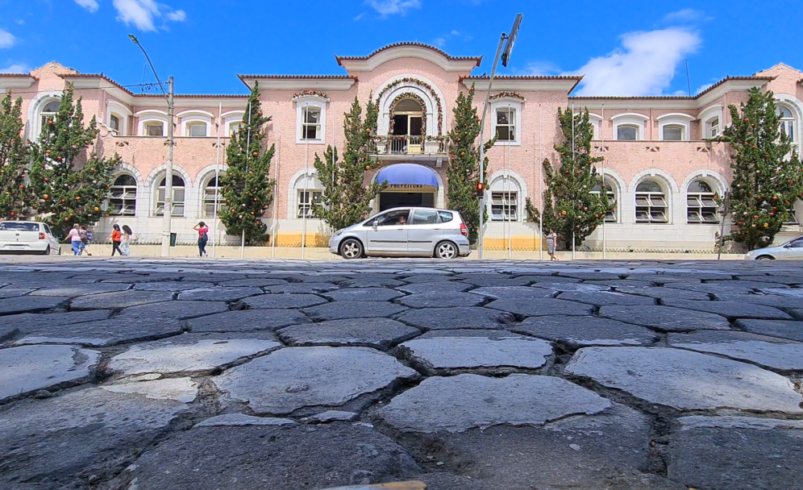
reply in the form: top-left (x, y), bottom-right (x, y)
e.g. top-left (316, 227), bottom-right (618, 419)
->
top-left (369, 136), bottom-right (448, 155)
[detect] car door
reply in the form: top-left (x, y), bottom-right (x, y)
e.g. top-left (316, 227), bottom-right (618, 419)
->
top-left (364, 209), bottom-right (410, 255)
top-left (782, 237), bottom-right (803, 259)
top-left (407, 208), bottom-right (442, 255)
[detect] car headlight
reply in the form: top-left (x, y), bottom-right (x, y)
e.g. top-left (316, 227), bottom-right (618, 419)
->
top-left (333, 229), bottom-right (344, 237)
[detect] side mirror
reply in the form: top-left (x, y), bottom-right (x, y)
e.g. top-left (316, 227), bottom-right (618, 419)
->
top-left (372, 222), bottom-right (378, 231)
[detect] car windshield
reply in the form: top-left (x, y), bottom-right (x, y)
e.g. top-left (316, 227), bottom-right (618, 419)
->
top-left (0, 222), bottom-right (39, 231)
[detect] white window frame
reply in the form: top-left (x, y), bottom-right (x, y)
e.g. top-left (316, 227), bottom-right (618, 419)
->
top-left (186, 121), bottom-right (209, 137)
top-left (154, 174), bottom-right (186, 217)
top-left (288, 169), bottom-right (324, 219)
top-left (612, 113), bottom-right (648, 141)
top-left (490, 192), bottom-right (518, 221)
top-left (108, 174), bottom-right (137, 216)
top-left (635, 179), bottom-right (669, 223)
top-left (221, 110), bottom-right (245, 137)
top-left (588, 113), bottom-right (602, 140)
top-left (105, 100), bottom-right (132, 136)
top-left (490, 99), bottom-right (522, 146)
top-left (487, 172), bottom-right (524, 222)
top-left (686, 180), bottom-right (720, 224)
top-left (778, 104), bottom-right (796, 146)
top-left (136, 110), bottom-right (169, 137)
top-left (698, 104), bottom-right (723, 139)
top-left (178, 110), bottom-right (213, 138)
top-left (591, 178), bottom-right (617, 223)
top-left (39, 100), bottom-right (61, 130)
top-left (295, 96), bottom-right (327, 145)
top-left (657, 113), bottom-right (694, 141)
top-left (297, 190), bottom-right (322, 218)
top-left (27, 91), bottom-right (63, 141)
top-left (202, 174), bottom-right (224, 218)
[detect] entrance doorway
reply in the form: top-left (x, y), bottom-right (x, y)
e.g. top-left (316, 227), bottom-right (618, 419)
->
top-left (379, 192), bottom-right (434, 211)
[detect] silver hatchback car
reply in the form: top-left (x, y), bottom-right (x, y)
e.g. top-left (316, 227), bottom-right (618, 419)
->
top-left (329, 207), bottom-right (472, 259)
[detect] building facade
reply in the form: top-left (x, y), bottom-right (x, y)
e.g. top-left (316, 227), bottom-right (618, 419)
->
top-left (2, 43), bottom-right (802, 250)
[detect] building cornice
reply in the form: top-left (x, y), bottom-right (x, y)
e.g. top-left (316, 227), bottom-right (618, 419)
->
top-left (0, 74), bottom-right (36, 92)
top-left (462, 75), bottom-right (583, 93)
top-left (336, 43), bottom-right (482, 73)
top-left (238, 75), bottom-right (356, 91)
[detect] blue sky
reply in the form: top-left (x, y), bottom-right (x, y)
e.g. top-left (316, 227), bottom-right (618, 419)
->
top-left (1, 0), bottom-right (802, 97)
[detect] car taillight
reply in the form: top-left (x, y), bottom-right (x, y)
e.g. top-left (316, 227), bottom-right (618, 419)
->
top-left (460, 223), bottom-right (468, 237)
top-left (39, 233), bottom-right (46, 240)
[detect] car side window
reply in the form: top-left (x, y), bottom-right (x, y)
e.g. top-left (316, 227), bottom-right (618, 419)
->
top-left (43, 224), bottom-right (51, 234)
top-left (438, 211), bottom-right (454, 223)
top-left (789, 239), bottom-right (803, 248)
top-left (411, 209), bottom-right (441, 225)
top-left (375, 209), bottom-right (410, 227)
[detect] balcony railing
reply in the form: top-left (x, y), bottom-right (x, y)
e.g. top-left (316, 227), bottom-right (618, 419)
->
top-left (369, 136), bottom-right (448, 156)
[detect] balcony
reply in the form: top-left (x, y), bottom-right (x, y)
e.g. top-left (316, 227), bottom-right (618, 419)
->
top-left (370, 135), bottom-right (448, 156)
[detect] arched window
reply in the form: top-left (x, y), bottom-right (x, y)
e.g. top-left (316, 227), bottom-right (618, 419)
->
top-left (617, 124), bottom-right (638, 141)
top-left (635, 180), bottom-right (668, 223)
top-left (778, 105), bottom-right (795, 142)
top-left (155, 174), bottom-right (185, 217)
top-left (289, 171), bottom-right (323, 219)
top-left (40, 100), bottom-right (60, 129)
top-left (109, 174), bottom-right (137, 216)
top-left (203, 175), bottom-right (225, 218)
top-left (488, 174), bottom-right (522, 222)
top-left (592, 178), bottom-right (617, 222)
top-left (686, 180), bottom-right (719, 224)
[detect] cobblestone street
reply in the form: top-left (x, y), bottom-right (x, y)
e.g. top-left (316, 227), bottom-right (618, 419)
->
top-left (1, 257), bottom-right (802, 490)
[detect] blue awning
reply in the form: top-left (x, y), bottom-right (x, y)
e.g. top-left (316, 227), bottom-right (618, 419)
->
top-left (375, 163), bottom-right (439, 188)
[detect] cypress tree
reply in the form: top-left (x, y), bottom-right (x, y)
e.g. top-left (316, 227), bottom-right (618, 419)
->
top-left (219, 82), bottom-right (275, 244)
top-left (0, 94), bottom-right (32, 220)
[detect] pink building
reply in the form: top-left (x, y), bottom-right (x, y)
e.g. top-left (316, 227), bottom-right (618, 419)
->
top-left (2, 44), bottom-right (801, 250)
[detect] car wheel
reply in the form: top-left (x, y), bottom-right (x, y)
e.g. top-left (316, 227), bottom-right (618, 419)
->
top-left (340, 239), bottom-right (363, 259)
top-left (756, 255), bottom-right (775, 260)
top-left (435, 241), bottom-right (458, 259)
top-left (40, 246), bottom-right (51, 256)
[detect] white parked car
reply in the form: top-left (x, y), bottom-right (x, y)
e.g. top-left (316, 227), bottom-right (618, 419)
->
top-left (0, 221), bottom-right (61, 255)
top-left (746, 236), bottom-right (803, 260)
top-left (329, 207), bottom-right (472, 259)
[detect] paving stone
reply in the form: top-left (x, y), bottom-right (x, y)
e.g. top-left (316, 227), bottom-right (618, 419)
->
top-left (513, 316), bottom-right (659, 347)
top-left (557, 272), bottom-right (624, 281)
top-left (398, 274), bottom-right (455, 283)
top-left (395, 307), bottom-right (514, 330)
top-left (215, 346), bottom-right (418, 415)
top-left (303, 301), bottom-right (408, 321)
top-left (71, 290), bottom-right (170, 310)
top-left (102, 274), bottom-right (186, 283)
top-left (666, 281), bottom-right (786, 294)
top-left (0, 287), bottom-right (34, 298)
top-left (668, 330), bottom-right (803, 371)
top-left (28, 283), bottom-right (131, 297)
top-left (528, 276), bottom-right (583, 284)
top-left (302, 410), bottom-right (358, 423)
top-left (116, 300), bottom-right (229, 320)
top-left (0, 295), bottom-right (70, 315)
top-left (134, 281), bottom-right (216, 291)
top-left (469, 286), bottom-right (557, 299)
top-left (582, 280), bottom-right (658, 289)
top-left (623, 274), bottom-right (702, 284)
top-left (187, 309), bottom-right (310, 333)
top-left (242, 293), bottom-right (327, 309)
top-left (713, 292), bottom-right (803, 309)
top-left (531, 282), bottom-right (610, 292)
top-left (735, 318), bottom-right (803, 342)
top-left (379, 374), bottom-right (611, 433)
top-left (487, 298), bottom-right (595, 317)
top-left (177, 287), bottom-right (264, 302)
top-left (195, 414), bottom-right (297, 427)
top-left (555, 291), bottom-right (656, 307)
top-left (734, 275), bottom-right (803, 285)
top-left (0, 387), bottom-right (187, 488)
top-left (108, 333), bottom-right (281, 377)
top-left (668, 416), bottom-right (803, 490)
top-left (658, 271), bottom-right (735, 281)
top-left (278, 318), bottom-right (419, 348)
top-left (418, 329), bottom-right (530, 339)
top-left (395, 281), bottom-right (473, 294)
top-left (454, 275), bottom-right (537, 287)
top-left (340, 276), bottom-right (406, 288)
top-left (612, 286), bottom-right (711, 301)
top-left (216, 278), bottom-right (289, 287)
top-left (397, 292), bottom-right (485, 308)
top-left (0, 345), bottom-right (100, 401)
top-left (0, 309), bottom-right (111, 338)
top-left (13, 316), bottom-right (184, 347)
top-left (102, 377), bottom-right (199, 403)
top-left (263, 282), bottom-right (339, 294)
top-left (565, 347), bottom-right (803, 412)
top-left (110, 423), bottom-right (420, 490)
top-left (760, 287), bottom-right (803, 297)
top-left (598, 305), bottom-right (730, 331)
top-left (399, 336), bottom-right (552, 372)
top-left (286, 274), bottom-right (352, 283)
top-left (661, 298), bottom-right (792, 320)
top-left (322, 288), bottom-right (405, 302)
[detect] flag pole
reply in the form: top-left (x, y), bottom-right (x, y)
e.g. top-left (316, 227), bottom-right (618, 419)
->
top-left (212, 101), bottom-right (222, 258)
top-left (538, 104), bottom-right (543, 261)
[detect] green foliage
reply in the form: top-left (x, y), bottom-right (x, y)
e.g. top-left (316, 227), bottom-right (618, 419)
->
top-left (0, 94), bottom-right (32, 219)
top-left (219, 82), bottom-right (275, 244)
top-left (27, 86), bottom-right (119, 238)
top-left (525, 197), bottom-right (540, 223)
top-left (718, 88), bottom-right (803, 250)
top-left (446, 84), bottom-right (494, 244)
top-left (313, 95), bottom-right (386, 231)
top-left (540, 108), bottom-right (613, 248)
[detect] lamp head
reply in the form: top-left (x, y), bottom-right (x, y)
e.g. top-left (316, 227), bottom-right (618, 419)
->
top-left (128, 34), bottom-right (139, 45)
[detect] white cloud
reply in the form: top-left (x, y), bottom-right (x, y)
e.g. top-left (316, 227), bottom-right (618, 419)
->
top-left (354, 12), bottom-right (366, 21)
top-left (570, 28), bottom-right (701, 96)
top-left (0, 63), bottom-right (30, 74)
top-left (695, 83), bottom-right (714, 94)
top-left (366, 0), bottom-right (421, 16)
top-left (432, 37), bottom-right (446, 48)
top-left (450, 30), bottom-right (460, 36)
top-left (663, 8), bottom-right (707, 23)
top-left (112, 0), bottom-right (185, 31)
top-left (522, 61), bottom-right (561, 76)
top-left (75, 0), bottom-right (100, 13)
top-left (0, 28), bottom-right (16, 49)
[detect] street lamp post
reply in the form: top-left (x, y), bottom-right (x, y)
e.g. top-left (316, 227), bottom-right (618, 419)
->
top-left (129, 34), bottom-right (174, 257)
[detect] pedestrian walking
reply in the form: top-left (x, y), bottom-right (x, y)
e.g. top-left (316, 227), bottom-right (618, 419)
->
top-left (80, 225), bottom-right (93, 256)
top-left (109, 224), bottom-right (123, 256)
top-left (121, 225), bottom-right (133, 256)
top-left (193, 221), bottom-right (209, 257)
top-left (546, 229), bottom-right (559, 261)
top-left (67, 224), bottom-right (82, 256)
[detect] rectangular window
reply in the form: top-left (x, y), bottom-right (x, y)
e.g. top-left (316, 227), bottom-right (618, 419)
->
top-left (146, 122), bottom-right (164, 137)
top-left (663, 125), bottom-right (683, 141)
top-left (495, 108), bottom-right (516, 142)
top-left (490, 192), bottom-right (518, 221)
top-left (204, 188), bottom-right (225, 218)
top-left (591, 190), bottom-right (617, 222)
top-left (155, 188), bottom-right (185, 217)
top-left (302, 107), bottom-right (321, 140)
top-left (708, 117), bottom-right (720, 138)
top-left (297, 190), bottom-right (322, 218)
top-left (784, 210), bottom-right (799, 225)
top-left (110, 114), bottom-right (121, 132)
top-left (635, 192), bottom-right (668, 223)
top-left (109, 186), bottom-right (136, 216)
top-left (187, 123), bottom-right (207, 137)
top-left (617, 125), bottom-right (638, 141)
top-left (687, 193), bottom-right (719, 224)
top-left (229, 122), bottom-right (241, 136)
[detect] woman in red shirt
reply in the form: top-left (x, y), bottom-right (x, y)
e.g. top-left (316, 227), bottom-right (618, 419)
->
top-left (193, 221), bottom-right (209, 257)
top-left (108, 224), bottom-right (123, 256)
